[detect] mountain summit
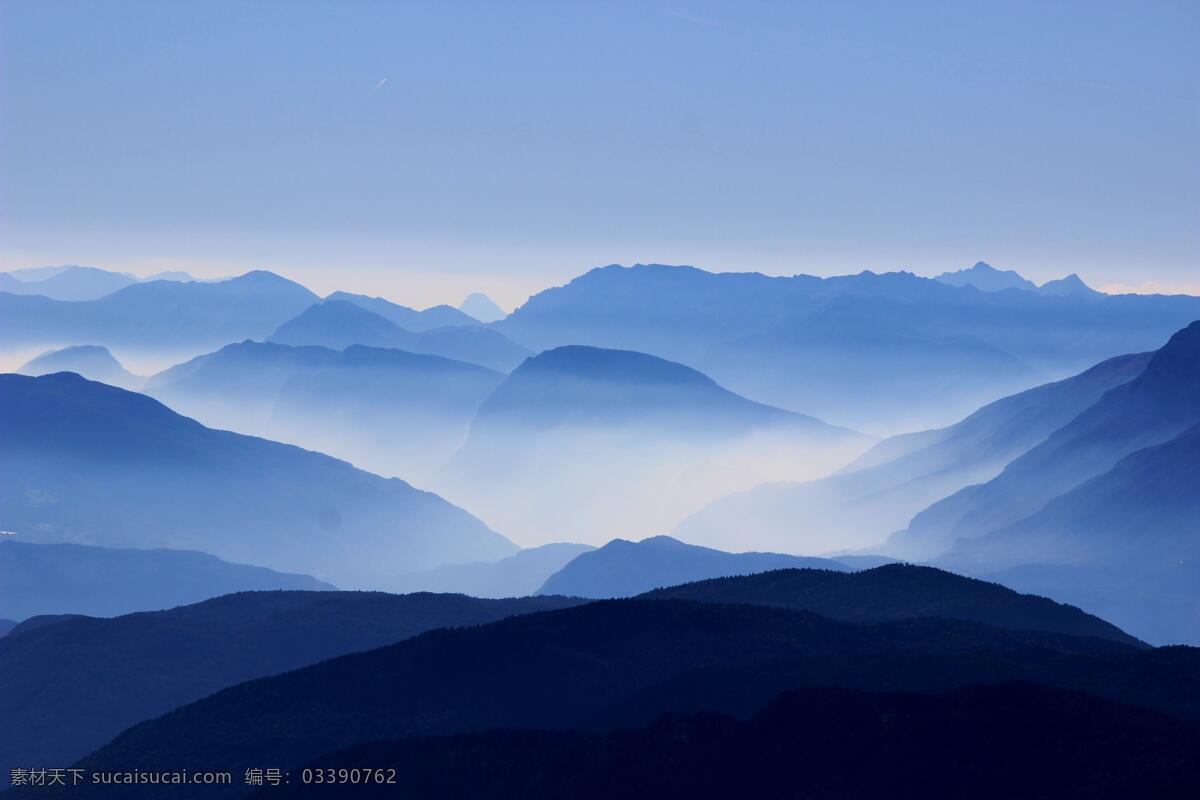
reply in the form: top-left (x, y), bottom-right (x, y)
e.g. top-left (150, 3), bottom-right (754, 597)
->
top-left (459, 292), bottom-right (507, 323)
top-left (935, 262), bottom-right (1039, 292)
top-left (438, 346), bottom-right (868, 544)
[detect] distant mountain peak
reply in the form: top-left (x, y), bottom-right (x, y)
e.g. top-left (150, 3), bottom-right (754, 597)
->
top-left (18, 344), bottom-right (142, 390)
top-left (1038, 273), bottom-right (1098, 296)
top-left (459, 292), bottom-right (506, 323)
top-left (935, 262), bottom-right (1038, 292)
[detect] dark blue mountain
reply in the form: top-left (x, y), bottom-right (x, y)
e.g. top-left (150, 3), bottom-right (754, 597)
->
top-left (269, 299), bottom-right (529, 371)
top-left (537, 536), bottom-right (850, 598)
top-left (61, 598), bottom-right (1197, 799)
top-left (326, 290), bottom-right (481, 330)
top-left (0, 270), bottom-right (318, 355)
top-left (495, 263), bottom-right (1200, 430)
top-left (676, 350), bottom-right (1151, 553)
top-left (0, 591), bottom-right (582, 784)
top-left (0, 540), bottom-right (331, 620)
top-left (147, 340), bottom-right (505, 479)
top-left (0, 620), bottom-right (15, 638)
top-left (955, 421), bottom-right (1200, 645)
top-left (18, 344), bottom-right (144, 390)
top-left (438, 346), bottom-right (868, 545)
top-left (0, 372), bottom-right (516, 587)
top-left (642, 563), bottom-right (1140, 646)
top-left (896, 320), bottom-right (1200, 558)
top-left (392, 542), bottom-right (595, 597)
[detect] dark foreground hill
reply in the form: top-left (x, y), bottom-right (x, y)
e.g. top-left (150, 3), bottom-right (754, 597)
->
top-left (264, 684), bottom-right (1200, 800)
top-left (0, 540), bottom-right (331, 620)
top-left (0, 372), bottom-right (515, 586)
top-left (642, 564), bottom-right (1142, 646)
top-left (63, 599), bottom-right (1198, 798)
top-left (0, 591), bottom-right (582, 781)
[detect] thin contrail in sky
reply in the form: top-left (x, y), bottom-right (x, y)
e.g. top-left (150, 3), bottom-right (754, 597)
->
top-left (370, 78), bottom-right (388, 95)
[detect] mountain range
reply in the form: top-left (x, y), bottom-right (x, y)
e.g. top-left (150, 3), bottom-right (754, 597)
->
top-left (934, 261), bottom-right (1102, 297)
top-left (268, 299), bottom-right (530, 371)
top-left (61, 596), bottom-right (1193, 799)
top-left (436, 345), bottom-right (869, 544)
top-left (956, 421), bottom-right (1200, 645)
top-left (0, 372), bottom-right (515, 586)
top-left (495, 263), bottom-right (1200, 431)
top-left (0, 270), bottom-right (318, 359)
top-left (0, 540), bottom-right (331, 620)
top-left (895, 320), bottom-right (1200, 558)
top-left (0, 591), bottom-right (582, 782)
top-left (0, 265), bottom-right (199, 301)
top-left (146, 340), bottom-right (506, 480)
top-left (676, 349), bottom-right (1152, 553)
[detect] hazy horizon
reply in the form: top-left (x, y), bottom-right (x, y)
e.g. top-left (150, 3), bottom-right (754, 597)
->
top-left (3, 0), bottom-right (1196, 308)
top-left (3, 258), bottom-right (1197, 313)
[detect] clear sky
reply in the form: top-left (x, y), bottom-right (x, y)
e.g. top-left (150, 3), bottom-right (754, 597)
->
top-left (2, 0), bottom-right (1197, 308)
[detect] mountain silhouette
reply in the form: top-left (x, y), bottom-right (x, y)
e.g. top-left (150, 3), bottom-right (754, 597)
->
top-left (935, 261), bottom-right (1039, 292)
top-left (263, 684), bottom-right (1200, 800)
top-left (438, 345), bottom-right (868, 544)
top-left (327, 290), bottom-right (481, 331)
top-left (392, 543), bottom-right (595, 597)
top-left (18, 344), bottom-right (145, 390)
top-left (537, 536), bottom-right (850, 598)
top-left (0, 540), bottom-right (331, 620)
top-left (676, 350), bottom-right (1151, 552)
top-left (495, 263), bottom-right (1200, 430)
top-left (459, 291), bottom-right (507, 322)
top-left (0, 270), bottom-right (318, 356)
top-left (62, 598), bottom-right (1197, 798)
top-left (0, 265), bottom-right (139, 301)
top-left (0, 591), bottom-right (582, 784)
top-left (0, 372), bottom-right (516, 586)
top-left (269, 299), bottom-right (418, 350)
top-left (1039, 273), bottom-right (1101, 296)
top-left (953, 421), bottom-right (1200, 645)
top-left (269, 299), bottom-right (529, 370)
top-left (147, 340), bottom-right (506, 480)
top-left (895, 320), bottom-right (1200, 558)
top-left (642, 563), bottom-right (1141, 646)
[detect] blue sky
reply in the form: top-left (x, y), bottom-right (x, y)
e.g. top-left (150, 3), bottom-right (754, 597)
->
top-left (1, 0), bottom-right (1196, 307)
